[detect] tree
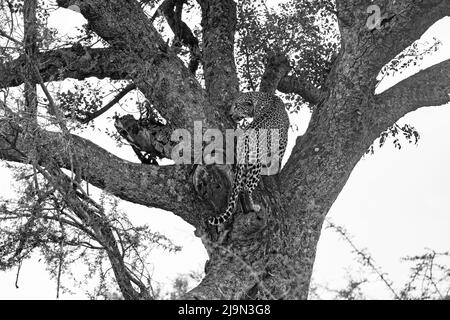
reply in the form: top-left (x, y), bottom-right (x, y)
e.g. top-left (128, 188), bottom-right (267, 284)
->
top-left (0, 0), bottom-right (449, 299)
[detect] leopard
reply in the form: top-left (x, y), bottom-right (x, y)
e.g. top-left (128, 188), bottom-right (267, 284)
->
top-left (207, 91), bottom-right (290, 225)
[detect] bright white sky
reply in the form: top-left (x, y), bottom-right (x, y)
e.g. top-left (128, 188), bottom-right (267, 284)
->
top-left (1, 3), bottom-right (450, 299)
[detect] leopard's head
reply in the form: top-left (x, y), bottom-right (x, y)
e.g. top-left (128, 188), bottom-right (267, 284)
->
top-left (229, 92), bottom-right (256, 123)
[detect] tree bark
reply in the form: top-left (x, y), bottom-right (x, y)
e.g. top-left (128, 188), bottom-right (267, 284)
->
top-left (1, 0), bottom-right (450, 299)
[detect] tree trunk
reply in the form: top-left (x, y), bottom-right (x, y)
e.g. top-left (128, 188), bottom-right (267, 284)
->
top-left (1, 0), bottom-right (450, 300)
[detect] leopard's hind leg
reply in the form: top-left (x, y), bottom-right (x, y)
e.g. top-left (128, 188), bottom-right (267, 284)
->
top-left (242, 162), bottom-right (262, 212)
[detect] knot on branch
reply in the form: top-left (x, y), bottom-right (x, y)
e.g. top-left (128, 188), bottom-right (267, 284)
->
top-left (192, 164), bottom-right (232, 215)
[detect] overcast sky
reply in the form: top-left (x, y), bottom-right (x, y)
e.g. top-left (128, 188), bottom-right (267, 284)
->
top-left (1, 3), bottom-right (450, 299)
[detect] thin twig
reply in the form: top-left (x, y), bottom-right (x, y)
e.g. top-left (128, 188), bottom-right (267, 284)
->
top-left (79, 83), bottom-right (137, 124)
top-left (327, 219), bottom-right (401, 299)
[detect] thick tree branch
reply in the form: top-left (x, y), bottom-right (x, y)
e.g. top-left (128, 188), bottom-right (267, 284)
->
top-left (152, 0), bottom-right (202, 74)
top-left (56, 0), bottom-right (214, 129)
top-left (0, 47), bottom-right (130, 89)
top-left (277, 75), bottom-right (325, 105)
top-left (23, 0), bottom-right (38, 116)
top-left (200, 0), bottom-right (239, 110)
top-left (336, 0), bottom-right (450, 82)
top-left (375, 58), bottom-right (450, 122)
top-left (0, 118), bottom-right (204, 225)
top-left (275, 58), bottom-right (450, 286)
top-left (280, 53), bottom-right (450, 222)
top-left (259, 52), bottom-right (290, 95)
top-left (53, 1), bottom-right (230, 222)
top-left (376, 0), bottom-right (450, 72)
top-left (4, 0), bottom-right (232, 231)
top-left (259, 51), bottom-right (324, 103)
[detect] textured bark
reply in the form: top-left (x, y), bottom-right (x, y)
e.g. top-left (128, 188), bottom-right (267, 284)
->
top-left (376, 59), bottom-right (450, 118)
top-left (154, 0), bottom-right (202, 74)
top-left (0, 47), bottom-right (129, 89)
top-left (277, 74), bottom-right (325, 104)
top-left (200, 0), bottom-right (239, 112)
top-left (56, 0), bottom-right (213, 129)
top-left (23, 0), bottom-right (38, 116)
top-left (1, 0), bottom-right (450, 300)
top-left (0, 119), bottom-right (207, 225)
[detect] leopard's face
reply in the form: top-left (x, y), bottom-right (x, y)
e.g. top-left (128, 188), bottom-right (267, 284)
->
top-left (229, 93), bottom-right (255, 123)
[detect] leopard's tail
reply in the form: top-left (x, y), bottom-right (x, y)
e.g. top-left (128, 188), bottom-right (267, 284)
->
top-left (207, 209), bottom-right (233, 225)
